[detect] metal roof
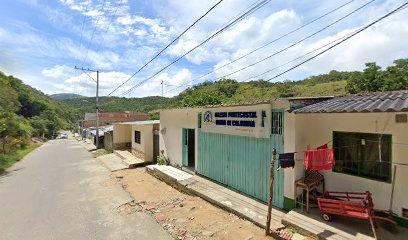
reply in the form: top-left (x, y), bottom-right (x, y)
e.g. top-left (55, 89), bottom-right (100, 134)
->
top-left (114, 120), bottom-right (160, 125)
top-left (294, 91), bottom-right (408, 113)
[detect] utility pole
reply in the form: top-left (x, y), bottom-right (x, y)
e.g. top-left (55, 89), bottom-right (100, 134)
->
top-left (161, 80), bottom-right (164, 97)
top-left (265, 148), bottom-right (276, 236)
top-left (74, 66), bottom-right (100, 149)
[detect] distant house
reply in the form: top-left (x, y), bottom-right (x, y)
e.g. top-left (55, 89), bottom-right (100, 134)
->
top-left (159, 90), bottom-right (408, 226)
top-left (79, 111), bottom-right (149, 129)
top-left (112, 120), bottom-right (160, 163)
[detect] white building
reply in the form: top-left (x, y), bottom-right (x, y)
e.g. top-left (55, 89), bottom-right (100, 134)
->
top-left (159, 91), bottom-right (408, 227)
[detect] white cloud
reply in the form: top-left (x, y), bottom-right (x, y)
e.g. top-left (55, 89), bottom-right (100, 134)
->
top-left (132, 69), bottom-right (192, 97)
top-left (54, 70), bottom-right (133, 96)
top-left (42, 65), bottom-right (74, 78)
top-left (7, 0), bottom-right (408, 97)
top-left (117, 15), bottom-right (159, 26)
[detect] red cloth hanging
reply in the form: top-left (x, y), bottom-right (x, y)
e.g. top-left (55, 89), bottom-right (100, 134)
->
top-left (317, 144), bottom-right (328, 150)
top-left (304, 148), bottom-right (335, 170)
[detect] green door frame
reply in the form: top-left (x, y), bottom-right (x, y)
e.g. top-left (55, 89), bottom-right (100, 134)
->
top-left (271, 108), bottom-right (284, 208)
top-left (182, 128), bottom-right (188, 167)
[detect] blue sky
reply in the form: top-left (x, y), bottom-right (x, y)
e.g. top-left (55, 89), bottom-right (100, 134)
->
top-left (0, 0), bottom-right (407, 97)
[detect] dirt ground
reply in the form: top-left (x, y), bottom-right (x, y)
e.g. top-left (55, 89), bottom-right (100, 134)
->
top-left (111, 168), bottom-right (278, 240)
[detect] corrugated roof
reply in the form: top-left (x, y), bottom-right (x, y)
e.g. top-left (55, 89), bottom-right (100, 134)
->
top-left (115, 120), bottom-right (160, 125)
top-left (294, 91), bottom-right (408, 113)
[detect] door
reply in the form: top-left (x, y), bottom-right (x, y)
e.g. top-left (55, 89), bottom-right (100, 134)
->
top-left (271, 109), bottom-right (284, 208)
top-left (153, 134), bottom-right (159, 163)
top-left (182, 128), bottom-right (189, 167)
top-left (182, 128), bottom-right (195, 167)
top-left (188, 129), bottom-right (195, 168)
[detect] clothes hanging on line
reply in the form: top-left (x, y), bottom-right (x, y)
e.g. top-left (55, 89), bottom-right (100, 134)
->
top-left (278, 153), bottom-right (295, 169)
top-left (304, 148), bottom-right (335, 170)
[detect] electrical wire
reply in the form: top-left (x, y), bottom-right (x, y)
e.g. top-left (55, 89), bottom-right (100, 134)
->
top-left (119, 0), bottom-right (273, 97)
top-left (190, 0), bottom-right (357, 84)
top-left (164, 28), bottom-right (358, 94)
top-left (93, 1), bottom-right (125, 54)
top-left (167, 0), bottom-right (407, 96)
top-left (81, 0), bottom-right (108, 66)
top-left (165, 0), bottom-right (374, 94)
top-left (218, 0), bottom-right (375, 81)
top-left (77, 0), bottom-right (91, 60)
top-left (107, 0), bottom-right (225, 96)
top-left (265, 1), bottom-right (408, 82)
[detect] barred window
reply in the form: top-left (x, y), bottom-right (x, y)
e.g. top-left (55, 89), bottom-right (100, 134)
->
top-left (271, 111), bottom-right (283, 135)
top-left (134, 131), bottom-right (141, 144)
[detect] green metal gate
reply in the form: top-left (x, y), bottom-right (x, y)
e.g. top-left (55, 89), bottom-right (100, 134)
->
top-left (197, 109), bottom-right (284, 207)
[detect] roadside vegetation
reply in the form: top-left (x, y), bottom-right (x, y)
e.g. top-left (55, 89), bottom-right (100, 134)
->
top-left (0, 71), bottom-right (79, 172)
top-left (0, 143), bottom-right (40, 174)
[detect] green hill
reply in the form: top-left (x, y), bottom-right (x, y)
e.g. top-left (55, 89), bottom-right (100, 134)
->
top-left (61, 96), bottom-right (169, 116)
top-left (0, 71), bottom-right (79, 142)
top-left (58, 58), bottom-right (408, 114)
top-left (49, 93), bottom-right (85, 100)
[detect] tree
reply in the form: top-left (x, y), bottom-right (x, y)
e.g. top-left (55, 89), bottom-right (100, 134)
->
top-left (346, 62), bottom-right (383, 93)
top-left (276, 81), bottom-right (297, 97)
top-left (382, 59), bottom-right (408, 91)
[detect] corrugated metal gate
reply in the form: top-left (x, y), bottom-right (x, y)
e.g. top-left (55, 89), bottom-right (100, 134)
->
top-left (197, 109), bottom-right (284, 207)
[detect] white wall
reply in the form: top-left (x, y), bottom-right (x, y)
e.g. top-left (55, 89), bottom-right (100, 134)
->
top-left (131, 125), bottom-right (154, 161)
top-left (160, 108), bottom-right (202, 167)
top-left (294, 112), bottom-right (408, 217)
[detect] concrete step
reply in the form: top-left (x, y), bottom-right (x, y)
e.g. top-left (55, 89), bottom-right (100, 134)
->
top-left (97, 154), bottom-right (128, 172)
top-left (114, 150), bottom-right (144, 168)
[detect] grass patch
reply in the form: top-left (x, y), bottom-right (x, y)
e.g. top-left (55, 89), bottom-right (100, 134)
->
top-left (92, 149), bottom-right (110, 158)
top-left (0, 144), bottom-right (41, 174)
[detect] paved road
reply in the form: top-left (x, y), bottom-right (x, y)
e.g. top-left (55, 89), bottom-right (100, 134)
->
top-left (0, 138), bottom-right (171, 240)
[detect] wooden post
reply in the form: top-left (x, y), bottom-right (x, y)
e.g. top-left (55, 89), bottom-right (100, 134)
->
top-left (265, 148), bottom-right (277, 236)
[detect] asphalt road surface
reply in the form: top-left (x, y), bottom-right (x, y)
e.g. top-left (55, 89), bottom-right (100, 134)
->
top-left (0, 138), bottom-right (171, 240)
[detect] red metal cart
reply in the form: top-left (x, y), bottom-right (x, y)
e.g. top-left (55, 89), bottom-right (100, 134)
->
top-left (317, 191), bottom-right (396, 238)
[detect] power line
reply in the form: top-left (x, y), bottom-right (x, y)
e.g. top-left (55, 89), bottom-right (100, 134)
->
top-left (107, 0), bottom-right (225, 96)
top-left (81, 0), bottom-right (108, 66)
top-left (77, 0), bottom-right (91, 62)
top-left (164, 0), bottom-right (375, 94)
top-left (191, 0), bottom-right (357, 84)
top-left (93, 1), bottom-right (124, 54)
top-left (265, 1), bottom-right (408, 82)
top-left (215, 0), bottom-right (375, 81)
top-left (165, 1), bottom-right (407, 97)
top-left (164, 29), bottom-right (358, 94)
top-left (119, 0), bottom-right (273, 97)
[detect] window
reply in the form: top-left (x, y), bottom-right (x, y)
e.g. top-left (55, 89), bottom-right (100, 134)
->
top-left (271, 111), bottom-right (283, 135)
top-left (134, 131), bottom-right (141, 144)
top-left (333, 131), bottom-right (392, 182)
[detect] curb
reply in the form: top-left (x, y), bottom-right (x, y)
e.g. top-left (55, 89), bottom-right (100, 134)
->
top-left (145, 166), bottom-right (284, 239)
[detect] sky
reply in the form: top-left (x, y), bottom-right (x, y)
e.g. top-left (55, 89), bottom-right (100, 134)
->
top-left (0, 0), bottom-right (407, 98)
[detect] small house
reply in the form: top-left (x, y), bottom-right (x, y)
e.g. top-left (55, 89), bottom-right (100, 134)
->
top-left (159, 99), bottom-right (329, 209)
top-left (113, 120), bottom-right (160, 163)
top-left (159, 90), bottom-right (408, 226)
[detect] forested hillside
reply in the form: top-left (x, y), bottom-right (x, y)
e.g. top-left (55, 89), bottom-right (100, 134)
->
top-left (59, 58), bottom-right (408, 112)
top-left (62, 96), bottom-right (169, 116)
top-left (0, 71), bottom-right (79, 150)
top-left (49, 93), bottom-right (85, 100)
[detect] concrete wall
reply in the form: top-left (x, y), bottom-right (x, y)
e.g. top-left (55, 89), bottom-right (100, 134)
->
top-left (104, 132), bottom-right (113, 152)
top-left (131, 125), bottom-right (154, 162)
top-left (293, 112), bottom-right (408, 217)
top-left (159, 108), bottom-right (202, 167)
top-left (113, 124), bottom-right (132, 149)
